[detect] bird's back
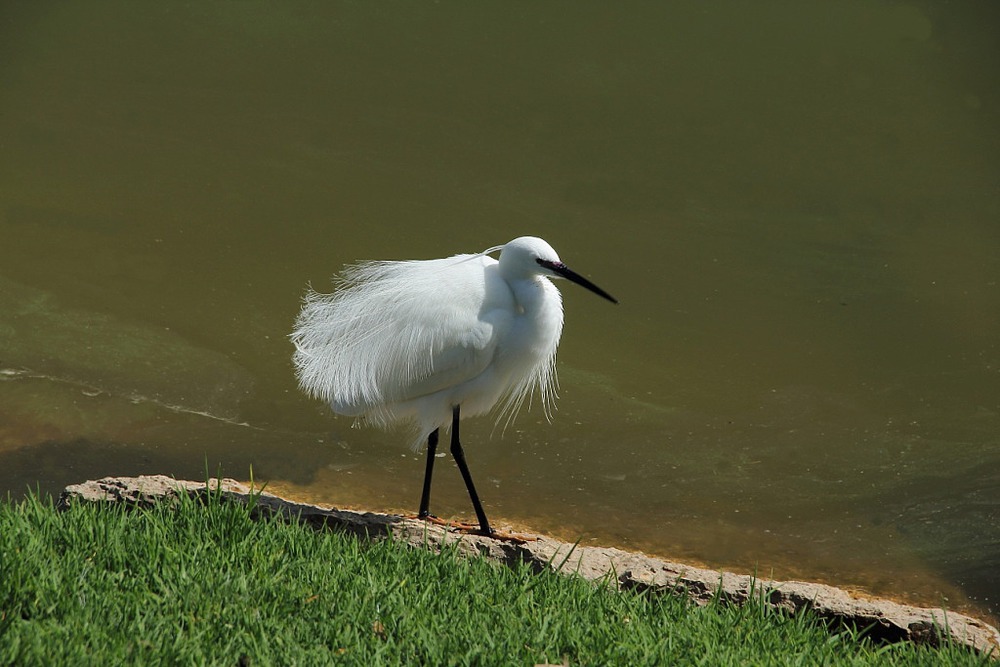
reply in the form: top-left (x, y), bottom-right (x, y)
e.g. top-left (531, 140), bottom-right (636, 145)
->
top-left (291, 252), bottom-right (515, 431)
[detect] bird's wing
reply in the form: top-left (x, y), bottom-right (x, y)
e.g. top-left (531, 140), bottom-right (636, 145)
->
top-left (291, 252), bottom-right (512, 416)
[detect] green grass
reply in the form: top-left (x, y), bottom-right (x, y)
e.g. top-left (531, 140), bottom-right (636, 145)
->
top-left (0, 491), bottom-right (989, 666)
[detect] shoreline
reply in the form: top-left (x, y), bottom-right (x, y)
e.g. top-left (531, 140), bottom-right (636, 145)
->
top-left (59, 474), bottom-right (1000, 657)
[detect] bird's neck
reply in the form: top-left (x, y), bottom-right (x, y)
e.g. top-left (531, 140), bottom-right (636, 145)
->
top-left (508, 275), bottom-right (552, 310)
top-left (510, 276), bottom-right (562, 340)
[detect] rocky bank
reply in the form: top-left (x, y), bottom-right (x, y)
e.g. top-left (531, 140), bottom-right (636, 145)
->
top-left (58, 475), bottom-right (1000, 657)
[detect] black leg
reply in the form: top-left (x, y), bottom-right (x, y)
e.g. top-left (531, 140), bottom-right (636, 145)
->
top-left (449, 405), bottom-right (493, 535)
top-left (417, 428), bottom-right (439, 519)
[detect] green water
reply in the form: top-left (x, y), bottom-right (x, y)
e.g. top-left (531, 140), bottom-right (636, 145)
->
top-left (2, 1), bottom-right (997, 617)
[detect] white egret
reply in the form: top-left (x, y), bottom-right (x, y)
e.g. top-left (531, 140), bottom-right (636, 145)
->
top-left (290, 236), bottom-right (617, 538)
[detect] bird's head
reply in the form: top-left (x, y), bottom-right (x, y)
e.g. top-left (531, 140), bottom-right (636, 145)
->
top-left (499, 236), bottom-right (618, 304)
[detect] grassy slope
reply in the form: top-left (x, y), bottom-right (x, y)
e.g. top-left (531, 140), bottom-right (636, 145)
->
top-left (0, 493), bottom-right (988, 666)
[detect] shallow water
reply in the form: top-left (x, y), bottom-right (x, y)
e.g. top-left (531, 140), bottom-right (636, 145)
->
top-left (2, 1), bottom-right (997, 618)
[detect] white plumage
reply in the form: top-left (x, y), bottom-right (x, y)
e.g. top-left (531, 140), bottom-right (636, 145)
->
top-left (290, 235), bottom-right (616, 537)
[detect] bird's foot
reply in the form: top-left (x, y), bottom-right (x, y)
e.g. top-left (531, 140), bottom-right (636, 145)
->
top-left (408, 513), bottom-right (480, 531)
top-left (408, 514), bottom-right (536, 543)
top-left (475, 528), bottom-right (536, 544)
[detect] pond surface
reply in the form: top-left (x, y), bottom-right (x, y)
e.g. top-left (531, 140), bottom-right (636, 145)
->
top-left (2, 1), bottom-right (997, 619)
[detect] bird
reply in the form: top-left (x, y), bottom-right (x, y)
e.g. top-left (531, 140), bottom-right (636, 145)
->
top-left (290, 236), bottom-right (617, 538)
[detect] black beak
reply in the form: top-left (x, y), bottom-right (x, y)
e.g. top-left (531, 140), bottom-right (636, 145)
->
top-left (538, 259), bottom-right (618, 304)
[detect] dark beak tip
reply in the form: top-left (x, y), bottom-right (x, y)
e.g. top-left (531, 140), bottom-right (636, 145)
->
top-left (595, 289), bottom-right (619, 305)
top-left (550, 261), bottom-right (617, 305)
